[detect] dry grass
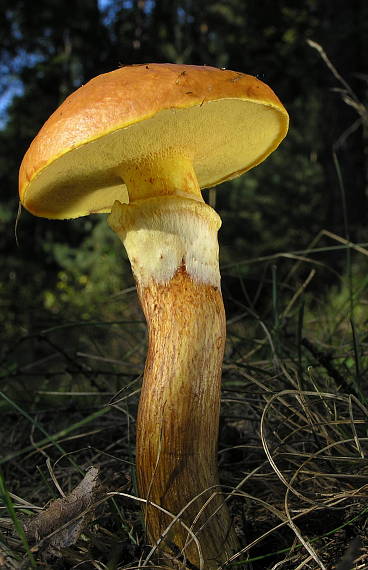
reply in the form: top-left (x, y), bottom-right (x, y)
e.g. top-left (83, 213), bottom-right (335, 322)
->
top-left (1, 228), bottom-right (368, 569)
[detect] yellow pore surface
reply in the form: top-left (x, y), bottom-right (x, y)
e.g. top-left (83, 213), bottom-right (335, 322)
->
top-left (22, 98), bottom-right (286, 219)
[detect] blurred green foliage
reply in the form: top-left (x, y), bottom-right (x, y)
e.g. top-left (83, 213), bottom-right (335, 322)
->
top-left (0, 0), bottom-right (367, 356)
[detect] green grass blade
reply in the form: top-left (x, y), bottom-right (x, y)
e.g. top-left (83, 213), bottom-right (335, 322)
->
top-left (0, 391), bottom-right (110, 466)
top-left (0, 472), bottom-right (37, 568)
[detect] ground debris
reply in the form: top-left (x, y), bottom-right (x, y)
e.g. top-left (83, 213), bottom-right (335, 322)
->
top-left (335, 536), bottom-right (362, 570)
top-left (23, 466), bottom-right (103, 560)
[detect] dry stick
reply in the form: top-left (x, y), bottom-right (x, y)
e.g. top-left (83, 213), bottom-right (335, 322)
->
top-left (282, 228), bottom-right (368, 289)
top-left (281, 269), bottom-right (316, 320)
top-left (321, 230), bottom-right (368, 258)
top-left (307, 39), bottom-right (367, 120)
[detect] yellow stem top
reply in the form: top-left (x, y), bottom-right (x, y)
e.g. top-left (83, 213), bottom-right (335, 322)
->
top-left (116, 155), bottom-right (204, 203)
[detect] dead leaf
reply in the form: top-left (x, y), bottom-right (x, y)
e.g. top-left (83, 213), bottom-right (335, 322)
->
top-left (23, 466), bottom-right (103, 559)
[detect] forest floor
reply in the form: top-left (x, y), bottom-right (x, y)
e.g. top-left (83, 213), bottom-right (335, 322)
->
top-left (1, 243), bottom-right (368, 569)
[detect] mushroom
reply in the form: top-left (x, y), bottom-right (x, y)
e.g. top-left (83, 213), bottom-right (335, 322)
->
top-left (19, 63), bottom-right (288, 568)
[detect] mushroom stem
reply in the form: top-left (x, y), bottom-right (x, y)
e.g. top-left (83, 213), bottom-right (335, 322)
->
top-left (108, 197), bottom-right (239, 567)
top-left (137, 269), bottom-right (238, 567)
top-left (116, 155), bottom-right (203, 202)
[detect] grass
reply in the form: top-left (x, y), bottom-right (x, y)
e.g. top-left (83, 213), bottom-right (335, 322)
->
top-left (2, 39), bottom-right (367, 569)
top-left (1, 229), bottom-right (368, 569)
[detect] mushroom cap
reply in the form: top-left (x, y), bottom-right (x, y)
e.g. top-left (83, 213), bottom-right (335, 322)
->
top-left (19, 63), bottom-right (289, 219)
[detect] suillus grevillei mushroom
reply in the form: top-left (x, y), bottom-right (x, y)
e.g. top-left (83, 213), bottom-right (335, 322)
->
top-left (19, 63), bottom-right (289, 568)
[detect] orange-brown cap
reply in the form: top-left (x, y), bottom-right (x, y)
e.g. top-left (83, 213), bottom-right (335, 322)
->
top-left (19, 63), bottom-right (289, 219)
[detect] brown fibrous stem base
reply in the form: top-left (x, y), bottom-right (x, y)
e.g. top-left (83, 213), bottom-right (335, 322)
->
top-left (136, 267), bottom-right (239, 568)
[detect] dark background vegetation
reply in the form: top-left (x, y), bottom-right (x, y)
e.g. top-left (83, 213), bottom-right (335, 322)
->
top-left (1, 0), bottom-right (367, 344)
top-left (1, 1), bottom-right (368, 568)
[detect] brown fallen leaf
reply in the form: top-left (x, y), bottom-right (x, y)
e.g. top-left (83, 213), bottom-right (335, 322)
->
top-left (23, 466), bottom-right (103, 559)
